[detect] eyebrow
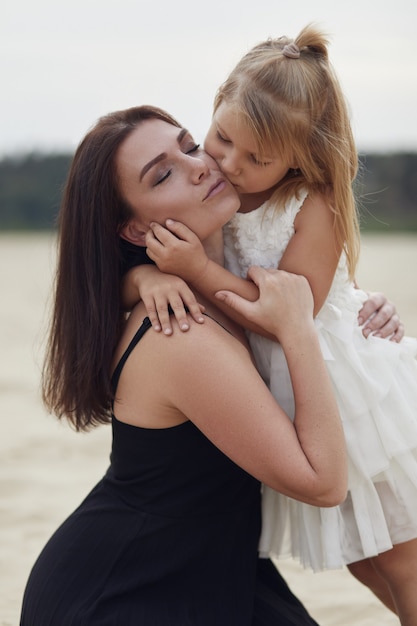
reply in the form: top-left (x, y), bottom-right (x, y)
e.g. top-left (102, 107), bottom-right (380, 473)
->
top-left (139, 127), bottom-right (189, 181)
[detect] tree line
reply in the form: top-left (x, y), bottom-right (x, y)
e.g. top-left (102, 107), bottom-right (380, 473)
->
top-left (0, 151), bottom-right (416, 231)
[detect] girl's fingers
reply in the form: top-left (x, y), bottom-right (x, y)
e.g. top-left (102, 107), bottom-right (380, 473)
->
top-left (153, 294), bottom-right (197, 335)
top-left (141, 297), bottom-right (162, 333)
top-left (153, 299), bottom-right (174, 335)
top-left (164, 219), bottom-right (196, 243)
top-left (187, 302), bottom-right (206, 324)
top-left (164, 292), bottom-right (205, 332)
top-left (179, 289), bottom-right (205, 325)
top-left (169, 305), bottom-right (190, 331)
top-left (148, 222), bottom-right (176, 244)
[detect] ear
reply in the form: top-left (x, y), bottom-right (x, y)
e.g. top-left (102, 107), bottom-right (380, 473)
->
top-left (119, 219), bottom-right (148, 247)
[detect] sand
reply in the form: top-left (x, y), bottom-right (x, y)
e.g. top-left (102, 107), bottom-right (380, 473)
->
top-left (2, 232), bottom-right (416, 625)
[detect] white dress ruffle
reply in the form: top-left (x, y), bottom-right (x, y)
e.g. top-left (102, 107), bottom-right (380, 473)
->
top-left (223, 190), bottom-right (417, 571)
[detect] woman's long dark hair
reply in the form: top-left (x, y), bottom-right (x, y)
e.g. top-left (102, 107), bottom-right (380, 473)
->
top-left (42, 105), bottom-right (180, 431)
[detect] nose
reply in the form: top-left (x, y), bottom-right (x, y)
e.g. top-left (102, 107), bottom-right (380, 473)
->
top-left (220, 152), bottom-right (241, 177)
top-left (189, 155), bottom-right (210, 184)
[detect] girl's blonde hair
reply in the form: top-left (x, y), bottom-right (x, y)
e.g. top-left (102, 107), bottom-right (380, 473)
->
top-left (214, 23), bottom-right (360, 278)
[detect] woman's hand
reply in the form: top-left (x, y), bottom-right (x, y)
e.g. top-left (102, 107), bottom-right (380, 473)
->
top-left (215, 266), bottom-right (314, 340)
top-left (358, 292), bottom-right (404, 342)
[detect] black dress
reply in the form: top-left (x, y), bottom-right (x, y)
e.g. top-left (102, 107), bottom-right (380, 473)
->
top-left (20, 317), bottom-right (319, 626)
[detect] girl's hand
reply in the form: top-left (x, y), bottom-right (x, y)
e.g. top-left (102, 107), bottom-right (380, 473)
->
top-left (127, 265), bottom-right (205, 335)
top-left (143, 273), bottom-right (205, 335)
top-left (358, 292), bottom-right (404, 342)
top-left (146, 220), bottom-right (210, 283)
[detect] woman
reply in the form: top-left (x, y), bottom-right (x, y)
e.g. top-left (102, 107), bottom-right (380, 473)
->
top-left (20, 105), bottom-right (347, 625)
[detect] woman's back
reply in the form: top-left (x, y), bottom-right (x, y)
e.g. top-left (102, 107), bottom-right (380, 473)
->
top-left (20, 316), bottom-right (262, 626)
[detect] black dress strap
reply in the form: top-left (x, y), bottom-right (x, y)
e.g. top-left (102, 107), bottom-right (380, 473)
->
top-left (111, 317), bottom-right (152, 395)
top-left (111, 310), bottom-right (225, 397)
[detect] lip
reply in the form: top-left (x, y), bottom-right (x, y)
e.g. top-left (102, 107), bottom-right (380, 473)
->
top-left (203, 178), bottom-right (227, 201)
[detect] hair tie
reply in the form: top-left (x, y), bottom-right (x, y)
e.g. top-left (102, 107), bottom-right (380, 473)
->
top-left (282, 42), bottom-right (300, 59)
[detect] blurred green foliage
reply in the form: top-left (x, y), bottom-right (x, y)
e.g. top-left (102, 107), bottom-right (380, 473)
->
top-left (0, 151), bottom-right (416, 231)
top-left (357, 153), bottom-right (417, 231)
top-left (0, 153), bottom-right (72, 230)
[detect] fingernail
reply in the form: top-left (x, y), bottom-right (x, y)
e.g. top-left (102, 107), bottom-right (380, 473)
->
top-left (181, 323), bottom-right (189, 330)
top-left (357, 317), bottom-right (363, 325)
top-left (164, 328), bottom-right (173, 335)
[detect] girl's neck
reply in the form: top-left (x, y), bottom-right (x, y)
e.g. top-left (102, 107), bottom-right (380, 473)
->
top-left (238, 189), bottom-right (274, 213)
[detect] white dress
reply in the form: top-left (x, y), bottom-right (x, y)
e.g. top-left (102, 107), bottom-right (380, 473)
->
top-left (223, 190), bottom-right (417, 571)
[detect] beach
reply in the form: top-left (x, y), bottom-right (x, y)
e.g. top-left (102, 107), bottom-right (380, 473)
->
top-left (2, 232), bottom-right (416, 625)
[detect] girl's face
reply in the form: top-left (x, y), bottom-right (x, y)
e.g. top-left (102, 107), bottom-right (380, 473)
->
top-left (204, 101), bottom-right (293, 196)
top-left (117, 118), bottom-right (240, 241)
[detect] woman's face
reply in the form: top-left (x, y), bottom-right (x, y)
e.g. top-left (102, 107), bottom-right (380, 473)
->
top-left (116, 118), bottom-right (240, 241)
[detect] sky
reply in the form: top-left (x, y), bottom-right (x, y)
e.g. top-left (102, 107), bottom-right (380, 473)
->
top-left (2, 0), bottom-right (417, 157)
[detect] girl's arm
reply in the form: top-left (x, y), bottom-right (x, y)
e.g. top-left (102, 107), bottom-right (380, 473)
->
top-left (119, 267), bottom-right (347, 505)
top-left (145, 195), bottom-right (338, 336)
top-left (259, 195), bottom-right (405, 340)
top-left (146, 203), bottom-right (404, 340)
top-left (286, 200), bottom-right (406, 340)
top-left (121, 229), bottom-right (226, 335)
top-left (277, 193), bottom-right (340, 315)
top-left (146, 220), bottom-right (274, 338)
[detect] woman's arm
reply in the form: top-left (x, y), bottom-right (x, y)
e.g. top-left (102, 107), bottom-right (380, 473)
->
top-left (119, 268), bottom-right (347, 506)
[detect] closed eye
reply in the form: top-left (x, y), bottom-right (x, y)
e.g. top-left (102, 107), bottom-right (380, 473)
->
top-left (216, 130), bottom-right (230, 143)
top-left (216, 129), bottom-right (269, 165)
top-left (154, 144), bottom-right (201, 186)
top-left (186, 143), bottom-right (200, 154)
top-left (154, 170), bottom-right (171, 186)
top-left (251, 154), bottom-right (272, 167)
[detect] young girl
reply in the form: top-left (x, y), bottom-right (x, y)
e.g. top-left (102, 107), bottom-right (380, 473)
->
top-left (126, 25), bottom-right (417, 622)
